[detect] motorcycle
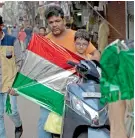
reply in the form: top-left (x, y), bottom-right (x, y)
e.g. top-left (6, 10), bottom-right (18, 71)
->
top-left (61, 60), bottom-right (110, 138)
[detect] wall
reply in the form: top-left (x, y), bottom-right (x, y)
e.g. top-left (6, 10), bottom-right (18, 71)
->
top-left (0, 8), bottom-right (3, 16)
top-left (0, 2), bottom-right (4, 16)
top-left (127, 1), bottom-right (134, 40)
top-left (107, 1), bottom-right (126, 43)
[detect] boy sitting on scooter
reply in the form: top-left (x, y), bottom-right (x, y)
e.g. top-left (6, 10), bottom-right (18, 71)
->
top-left (74, 29), bottom-right (92, 60)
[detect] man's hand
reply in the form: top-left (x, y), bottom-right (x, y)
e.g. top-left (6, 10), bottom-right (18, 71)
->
top-left (8, 88), bottom-right (19, 96)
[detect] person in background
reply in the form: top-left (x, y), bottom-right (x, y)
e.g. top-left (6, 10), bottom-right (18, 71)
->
top-left (74, 29), bottom-right (92, 60)
top-left (0, 15), bottom-right (23, 138)
top-left (98, 11), bottom-right (110, 54)
top-left (39, 27), bottom-right (46, 36)
top-left (18, 27), bottom-right (27, 52)
top-left (7, 25), bottom-right (12, 35)
top-left (11, 24), bottom-right (19, 38)
top-left (2, 25), bottom-right (7, 34)
top-left (71, 23), bottom-right (77, 30)
top-left (33, 24), bottom-right (39, 34)
top-left (65, 23), bottom-right (71, 29)
top-left (24, 25), bottom-right (33, 47)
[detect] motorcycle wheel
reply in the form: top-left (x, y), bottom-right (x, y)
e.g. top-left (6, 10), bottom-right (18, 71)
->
top-left (77, 132), bottom-right (88, 138)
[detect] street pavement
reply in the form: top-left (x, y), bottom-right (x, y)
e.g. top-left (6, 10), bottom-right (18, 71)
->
top-left (5, 96), bottom-right (40, 138)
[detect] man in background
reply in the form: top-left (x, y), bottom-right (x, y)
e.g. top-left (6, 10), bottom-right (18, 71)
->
top-left (11, 24), bottom-right (19, 38)
top-left (24, 25), bottom-right (33, 47)
top-left (39, 27), bottom-right (46, 36)
top-left (33, 24), bottom-right (39, 34)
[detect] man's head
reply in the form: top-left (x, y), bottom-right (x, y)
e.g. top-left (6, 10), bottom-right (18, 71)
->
top-left (0, 15), bottom-right (4, 32)
top-left (66, 23), bottom-right (71, 29)
top-left (45, 6), bottom-right (65, 36)
top-left (20, 27), bottom-right (24, 31)
top-left (39, 27), bottom-right (46, 36)
top-left (74, 29), bottom-right (90, 55)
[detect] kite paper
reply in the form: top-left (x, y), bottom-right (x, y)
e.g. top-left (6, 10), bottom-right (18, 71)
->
top-left (12, 34), bottom-right (82, 115)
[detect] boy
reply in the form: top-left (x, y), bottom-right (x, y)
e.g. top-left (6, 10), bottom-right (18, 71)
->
top-left (74, 29), bottom-right (92, 60)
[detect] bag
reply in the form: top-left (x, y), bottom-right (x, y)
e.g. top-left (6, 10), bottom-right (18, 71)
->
top-left (44, 112), bottom-right (62, 134)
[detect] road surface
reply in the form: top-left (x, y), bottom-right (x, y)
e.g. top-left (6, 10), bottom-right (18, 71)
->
top-left (5, 96), bottom-right (40, 138)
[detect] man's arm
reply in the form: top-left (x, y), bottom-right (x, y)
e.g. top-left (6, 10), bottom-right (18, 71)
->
top-left (14, 39), bottom-right (23, 71)
top-left (90, 49), bottom-right (101, 61)
top-left (8, 39), bottom-right (26, 96)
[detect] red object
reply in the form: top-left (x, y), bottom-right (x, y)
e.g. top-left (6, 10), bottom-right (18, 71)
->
top-left (18, 31), bottom-right (26, 42)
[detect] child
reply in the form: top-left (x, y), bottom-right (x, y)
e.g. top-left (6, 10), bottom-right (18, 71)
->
top-left (18, 27), bottom-right (26, 52)
top-left (74, 29), bottom-right (92, 60)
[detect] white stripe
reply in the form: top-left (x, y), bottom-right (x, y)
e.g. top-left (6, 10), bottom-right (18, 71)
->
top-left (19, 50), bottom-right (77, 94)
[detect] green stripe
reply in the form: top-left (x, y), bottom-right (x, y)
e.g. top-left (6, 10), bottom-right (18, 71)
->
top-left (12, 73), bottom-right (64, 115)
top-left (13, 72), bottom-right (34, 88)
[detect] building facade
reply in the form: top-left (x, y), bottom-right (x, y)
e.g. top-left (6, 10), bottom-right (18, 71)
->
top-left (106, 1), bottom-right (134, 43)
top-left (126, 1), bottom-right (134, 40)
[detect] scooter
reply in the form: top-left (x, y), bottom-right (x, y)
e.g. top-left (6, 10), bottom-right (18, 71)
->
top-left (61, 60), bottom-right (110, 138)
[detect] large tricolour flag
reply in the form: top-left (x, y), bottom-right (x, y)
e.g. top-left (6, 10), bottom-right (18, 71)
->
top-left (12, 34), bottom-right (83, 115)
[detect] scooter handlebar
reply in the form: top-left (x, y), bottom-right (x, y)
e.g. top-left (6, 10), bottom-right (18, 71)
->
top-left (67, 61), bottom-right (78, 67)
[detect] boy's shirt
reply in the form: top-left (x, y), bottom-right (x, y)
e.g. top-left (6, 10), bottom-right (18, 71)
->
top-left (85, 54), bottom-right (92, 60)
top-left (75, 52), bottom-right (92, 60)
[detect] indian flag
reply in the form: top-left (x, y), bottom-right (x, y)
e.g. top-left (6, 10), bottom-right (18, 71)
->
top-left (12, 34), bottom-right (82, 115)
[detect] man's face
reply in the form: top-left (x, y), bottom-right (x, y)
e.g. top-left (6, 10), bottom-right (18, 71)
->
top-left (75, 38), bottom-right (89, 54)
top-left (47, 16), bottom-right (65, 36)
top-left (39, 29), bottom-right (46, 36)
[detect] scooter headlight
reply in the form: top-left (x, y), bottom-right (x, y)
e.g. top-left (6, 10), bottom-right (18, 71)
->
top-left (71, 95), bottom-right (86, 115)
top-left (70, 94), bottom-right (103, 126)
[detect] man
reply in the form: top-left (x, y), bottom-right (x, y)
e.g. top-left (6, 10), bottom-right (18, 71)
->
top-left (39, 27), bottom-right (47, 36)
top-left (33, 24), bottom-right (40, 34)
top-left (11, 24), bottom-right (19, 38)
top-left (24, 25), bottom-right (33, 47)
top-left (38, 6), bottom-right (100, 138)
top-left (2, 25), bottom-right (7, 34)
top-left (0, 15), bottom-right (23, 138)
top-left (98, 11), bottom-right (110, 54)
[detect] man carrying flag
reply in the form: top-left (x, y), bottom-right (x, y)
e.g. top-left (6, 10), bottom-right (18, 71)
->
top-left (37, 6), bottom-right (100, 138)
top-left (0, 15), bottom-right (23, 138)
